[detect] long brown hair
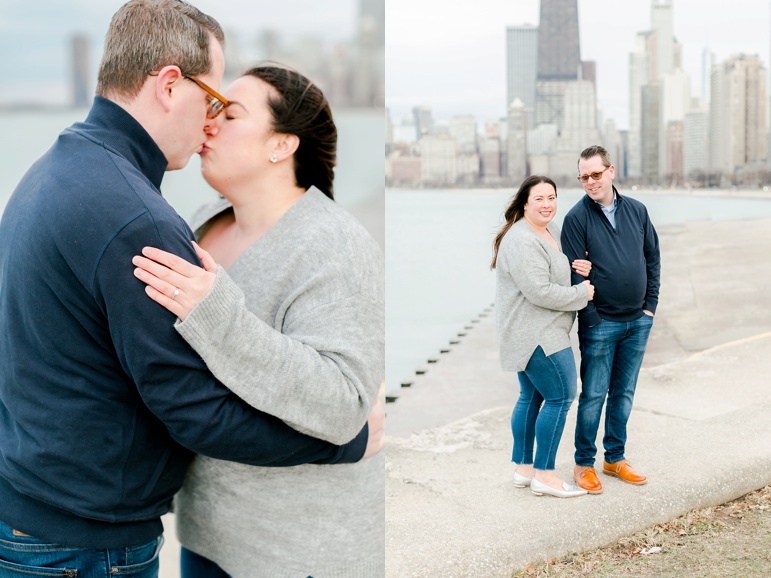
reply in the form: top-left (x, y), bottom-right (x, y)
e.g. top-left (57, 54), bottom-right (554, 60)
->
top-left (490, 175), bottom-right (557, 269)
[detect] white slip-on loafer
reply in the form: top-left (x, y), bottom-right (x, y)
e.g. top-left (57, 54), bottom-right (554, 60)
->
top-left (512, 471), bottom-right (532, 488)
top-left (530, 477), bottom-right (588, 498)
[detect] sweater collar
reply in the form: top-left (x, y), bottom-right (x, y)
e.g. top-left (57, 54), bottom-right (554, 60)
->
top-left (583, 185), bottom-right (623, 210)
top-left (71, 96), bottom-right (168, 190)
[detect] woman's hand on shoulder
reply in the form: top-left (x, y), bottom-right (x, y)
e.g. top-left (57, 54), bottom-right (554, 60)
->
top-left (132, 241), bottom-right (218, 321)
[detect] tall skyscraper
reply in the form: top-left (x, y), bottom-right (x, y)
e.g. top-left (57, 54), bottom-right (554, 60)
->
top-left (535, 0), bottom-right (581, 129)
top-left (449, 115), bottom-right (478, 153)
top-left (650, 0), bottom-right (674, 77)
top-left (537, 0), bottom-right (580, 81)
top-left (71, 34), bottom-right (90, 108)
top-left (412, 106), bottom-right (434, 139)
top-left (701, 47), bottom-right (714, 103)
top-left (683, 107), bottom-right (709, 183)
top-left (354, 0), bottom-right (385, 107)
top-left (628, 32), bottom-right (653, 179)
top-left (507, 98), bottom-right (528, 182)
top-left (505, 25), bottom-right (538, 127)
top-left (640, 84), bottom-right (661, 183)
top-left (709, 55), bottom-right (768, 184)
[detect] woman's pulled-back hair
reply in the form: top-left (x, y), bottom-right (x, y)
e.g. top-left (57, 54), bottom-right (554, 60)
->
top-left (244, 64), bottom-right (337, 199)
top-left (490, 175), bottom-right (557, 269)
top-left (96, 0), bottom-right (224, 100)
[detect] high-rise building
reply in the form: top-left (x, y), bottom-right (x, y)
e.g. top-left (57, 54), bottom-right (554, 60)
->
top-left (709, 55), bottom-right (768, 184)
top-left (701, 48), bottom-right (715, 104)
top-left (628, 32), bottom-right (653, 179)
top-left (665, 121), bottom-right (684, 185)
top-left (581, 61), bottom-right (597, 86)
top-left (71, 34), bottom-right (90, 108)
top-left (535, 0), bottom-right (581, 129)
top-left (413, 106), bottom-right (434, 139)
top-left (354, 0), bottom-right (385, 107)
top-left (537, 0), bottom-right (580, 80)
top-left (683, 107), bottom-right (709, 184)
top-left (420, 134), bottom-right (457, 185)
top-left (506, 25), bottom-right (538, 128)
top-left (449, 115), bottom-right (478, 153)
top-left (506, 98), bottom-right (528, 182)
top-left (650, 0), bottom-right (674, 77)
top-left (548, 81), bottom-right (601, 182)
top-left (604, 119), bottom-right (624, 180)
top-left (479, 137), bottom-right (502, 184)
top-left (662, 69), bottom-right (692, 129)
top-left (640, 84), bottom-right (661, 184)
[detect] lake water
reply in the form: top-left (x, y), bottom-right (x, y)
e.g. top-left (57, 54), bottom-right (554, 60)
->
top-left (385, 187), bottom-right (771, 395)
top-left (4, 111), bottom-right (771, 396)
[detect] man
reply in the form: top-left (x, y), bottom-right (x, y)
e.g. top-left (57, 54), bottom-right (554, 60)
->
top-left (0, 1), bottom-right (380, 573)
top-left (561, 145), bottom-right (660, 495)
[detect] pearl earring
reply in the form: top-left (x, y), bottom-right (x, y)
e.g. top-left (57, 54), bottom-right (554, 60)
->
top-left (269, 154), bottom-right (278, 163)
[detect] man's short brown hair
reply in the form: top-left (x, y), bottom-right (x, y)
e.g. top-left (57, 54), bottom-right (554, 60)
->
top-left (96, 0), bottom-right (224, 100)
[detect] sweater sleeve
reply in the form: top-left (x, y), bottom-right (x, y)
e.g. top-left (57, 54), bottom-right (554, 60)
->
top-left (174, 265), bottom-right (384, 445)
top-left (561, 210), bottom-right (602, 326)
top-left (507, 234), bottom-right (589, 311)
top-left (94, 213), bottom-right (367, 466)
top-left (642, 209), bottom-right (661, 313)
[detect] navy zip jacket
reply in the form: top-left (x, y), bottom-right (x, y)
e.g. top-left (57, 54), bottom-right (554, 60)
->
top-left (560, 187), bottom-right (660, 328)
top-left (0, 97), bottom-right (367, 549)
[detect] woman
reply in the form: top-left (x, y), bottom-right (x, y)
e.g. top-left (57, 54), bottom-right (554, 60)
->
top-left (133, 66), bottom-right (384, 576)
top-left (491, 176), bottom-right (593, 499)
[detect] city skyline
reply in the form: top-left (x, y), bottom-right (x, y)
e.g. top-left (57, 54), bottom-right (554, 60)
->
top-left (386, 0), bottom-right (770, 129)
top-left (0, 0), bottom-right (361, 107)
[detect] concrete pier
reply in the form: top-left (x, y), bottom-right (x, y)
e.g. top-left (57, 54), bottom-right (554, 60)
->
top-left (385, 218), bottom-right (771, 577)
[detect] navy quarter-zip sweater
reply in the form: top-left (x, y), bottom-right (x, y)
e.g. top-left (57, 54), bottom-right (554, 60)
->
top-left (560, 187), bottom-right (660, 328)
top-left (0, 98), bottom-right (366, 549)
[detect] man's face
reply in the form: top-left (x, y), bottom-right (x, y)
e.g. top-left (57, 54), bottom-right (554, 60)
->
top-left (165, 35), bottom-right (225, 171)
top-left (578, 154), bottom-right (615, 207)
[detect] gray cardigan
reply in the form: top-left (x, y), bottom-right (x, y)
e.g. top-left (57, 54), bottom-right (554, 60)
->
top-left (173, 187), bottom-right (385, 577)
top-left (495, 219), bottom-right (589, 372)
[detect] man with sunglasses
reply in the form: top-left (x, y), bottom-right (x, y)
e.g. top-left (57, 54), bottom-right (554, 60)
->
top-left (0, 1), bottom-right (376, 575)
top-left (560, 145), bottom-right (661, 495)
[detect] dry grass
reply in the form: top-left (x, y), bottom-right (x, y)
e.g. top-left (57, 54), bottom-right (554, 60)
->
top-left (513, 485), bottom-right (771, 577)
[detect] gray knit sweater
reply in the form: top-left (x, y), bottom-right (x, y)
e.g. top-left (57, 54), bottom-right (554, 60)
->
top-left (173, 187), bottom-right (385, 577)
top-left (495, 219), bottom-right (589, 372)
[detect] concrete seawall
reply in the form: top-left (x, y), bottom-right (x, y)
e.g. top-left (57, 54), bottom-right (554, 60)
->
top-left (385, 218), bottom-right (771, 577)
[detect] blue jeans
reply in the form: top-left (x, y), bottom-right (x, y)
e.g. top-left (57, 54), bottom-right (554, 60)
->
top-left (574, 314), bottom-right (654, 466)
top-left (511, 346), bottom-right (577, 471)
top-left (180, 548), bottom-right (230, 578)
top-left (0, 521), bottom-right (162, 578)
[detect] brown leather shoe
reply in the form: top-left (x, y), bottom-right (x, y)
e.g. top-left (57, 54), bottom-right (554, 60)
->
top-left (573, 465), bottom-right (603, 494)
top-left (603, 460), bottom-right (647, 485)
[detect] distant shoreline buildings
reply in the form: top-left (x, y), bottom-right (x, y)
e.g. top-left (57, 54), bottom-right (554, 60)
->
top-left (4, 0), bottom-right (383, 113)
top-left (386, 0), bottom-right (770, 190)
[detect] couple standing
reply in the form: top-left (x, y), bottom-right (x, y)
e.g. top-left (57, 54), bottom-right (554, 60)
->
top-left (493, 145), bottom-right (661, 498)
top-left (0, 1), bottom-right (384, 577)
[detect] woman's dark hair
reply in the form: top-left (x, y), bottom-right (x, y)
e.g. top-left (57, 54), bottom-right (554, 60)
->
top-left (490, 175), bottom-right (557, 269)
top-left (244, 64), bottom-right (337, 199)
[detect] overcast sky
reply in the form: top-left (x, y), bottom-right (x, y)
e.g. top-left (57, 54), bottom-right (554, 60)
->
top-left (386, 0), bottom-right (770, 130)
top-left (0, 0), bottom-right (357, 106)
